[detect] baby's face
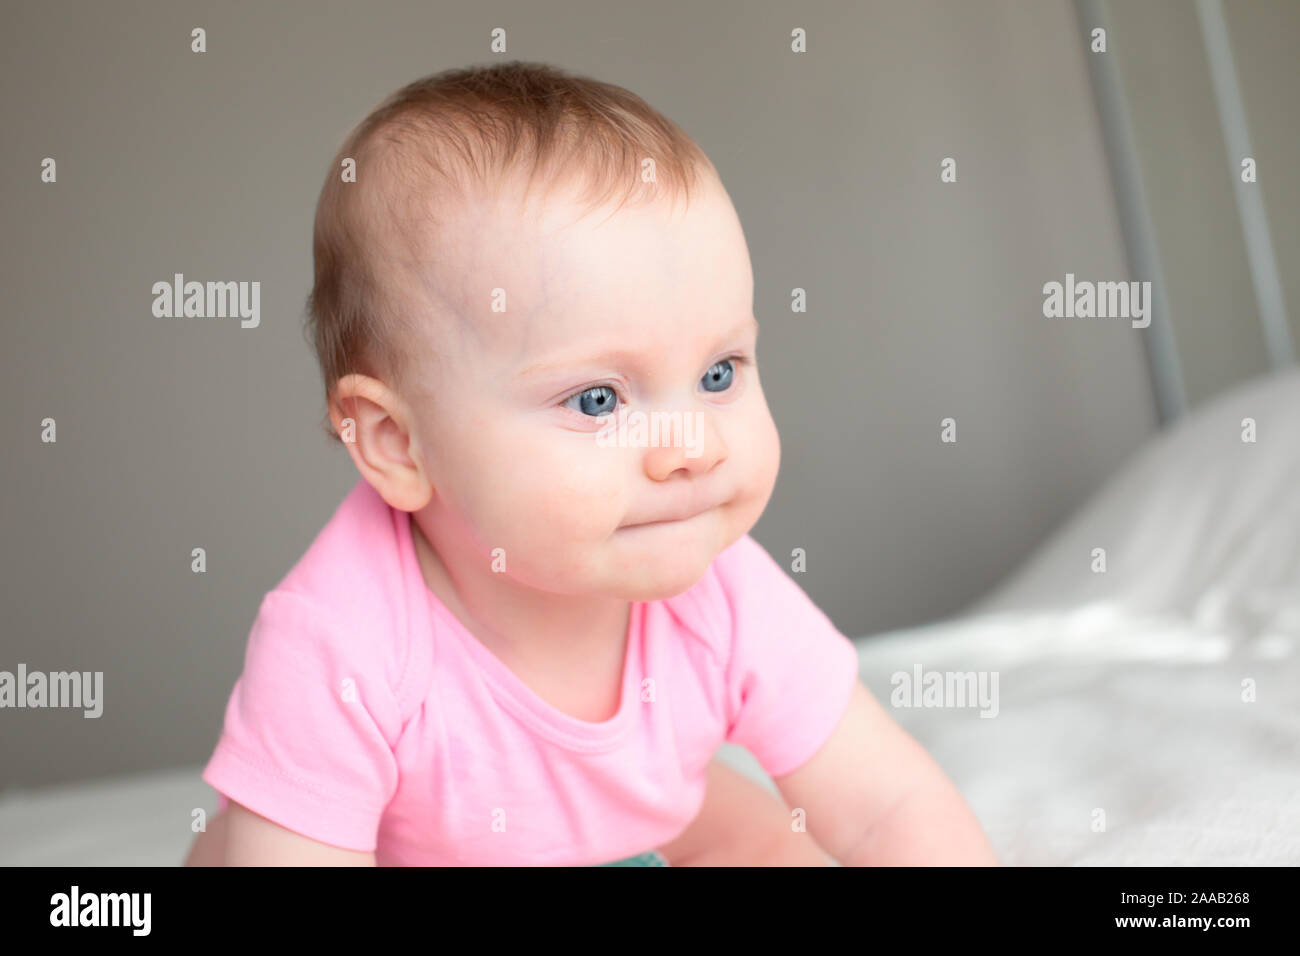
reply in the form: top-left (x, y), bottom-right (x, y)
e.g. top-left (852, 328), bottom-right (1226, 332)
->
top-left (399, 173), bottom-right (780, 601)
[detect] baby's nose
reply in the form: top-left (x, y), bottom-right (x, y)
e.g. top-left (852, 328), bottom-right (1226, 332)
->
top-left (641, 410), bottom-right (727, 481)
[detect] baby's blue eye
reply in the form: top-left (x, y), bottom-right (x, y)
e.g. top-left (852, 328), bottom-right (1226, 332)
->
top-left (566, 385), bottom-right (618, 417)
top-left (701, 359), bottom-right (734, 393)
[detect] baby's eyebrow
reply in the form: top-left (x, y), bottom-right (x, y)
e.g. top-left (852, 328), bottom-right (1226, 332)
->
top-left (517, 316), bottom-right (758, 379)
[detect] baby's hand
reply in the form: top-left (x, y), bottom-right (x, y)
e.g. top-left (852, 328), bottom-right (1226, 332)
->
top-left (774, 682), bottom-right (999, 866)
top-left (657, 758), bottom-right (830, 866)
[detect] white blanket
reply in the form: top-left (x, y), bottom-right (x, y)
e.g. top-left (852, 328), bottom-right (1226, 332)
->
top-left (846, 609), bottom-right (1300, 865)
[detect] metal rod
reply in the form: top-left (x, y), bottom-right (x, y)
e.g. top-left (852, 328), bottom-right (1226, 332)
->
top-left (1195, 0), bottom-right (1295, 370)
top-left (1074, 0), bottom-right (1189, 423)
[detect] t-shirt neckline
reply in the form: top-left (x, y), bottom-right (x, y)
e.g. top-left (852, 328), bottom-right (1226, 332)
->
top-left (399, 509), bottom-right (642, 752)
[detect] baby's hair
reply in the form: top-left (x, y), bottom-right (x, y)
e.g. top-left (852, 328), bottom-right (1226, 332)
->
top-left (305, 60), bottom-right (717, 443)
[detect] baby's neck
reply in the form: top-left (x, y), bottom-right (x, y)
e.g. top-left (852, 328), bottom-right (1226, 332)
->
top-left (410, 511), bottom-right (630, 670)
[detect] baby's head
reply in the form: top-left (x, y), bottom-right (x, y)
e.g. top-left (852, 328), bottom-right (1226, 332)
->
top-left (307, 62), bottom-right (780, 601)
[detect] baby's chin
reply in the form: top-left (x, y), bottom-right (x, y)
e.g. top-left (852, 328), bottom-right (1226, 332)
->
top-left (600, 512), bottom-right (738, 600)
top-left (610, 560), bottom-right (715, 602)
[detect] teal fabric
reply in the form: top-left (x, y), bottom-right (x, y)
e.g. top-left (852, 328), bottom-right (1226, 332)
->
top-left (594, 850), bottom-right (670, 866)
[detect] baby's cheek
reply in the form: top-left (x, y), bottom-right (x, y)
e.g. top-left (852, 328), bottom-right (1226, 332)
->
top-left (735, 407), bottom-right (780, 497)
top-left (506, 445), bottom-right (623, 538)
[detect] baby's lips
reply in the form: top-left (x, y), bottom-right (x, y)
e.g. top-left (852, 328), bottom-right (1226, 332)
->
top-left (621, 487), bottom-right (730, 527)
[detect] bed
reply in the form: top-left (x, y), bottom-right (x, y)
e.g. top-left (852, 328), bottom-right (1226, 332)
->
top-left (3, 368), bottom-right (1297, 866)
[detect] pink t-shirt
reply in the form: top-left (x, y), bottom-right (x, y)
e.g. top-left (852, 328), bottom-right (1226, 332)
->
top-left (201, 479), bottom-right (860, 865)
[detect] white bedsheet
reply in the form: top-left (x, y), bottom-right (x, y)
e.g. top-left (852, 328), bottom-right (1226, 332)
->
top-left (848, 609), bottom-right (1299, 865)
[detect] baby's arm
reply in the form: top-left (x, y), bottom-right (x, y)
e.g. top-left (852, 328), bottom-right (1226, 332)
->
top-left (183, 801), bottom-right (376, 866)
top-left (774, 682), bottom-right (998, 865)
top-left (656, 757), bottom-right (831, 866)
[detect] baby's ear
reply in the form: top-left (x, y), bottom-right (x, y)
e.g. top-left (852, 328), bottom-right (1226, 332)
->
top-left (329, 374), bottom-right (433, 512)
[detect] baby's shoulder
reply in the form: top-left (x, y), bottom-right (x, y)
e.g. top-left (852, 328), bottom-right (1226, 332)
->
top-left (661, 532), bottom-right (830, 654)
top-left (658, 533), bottom-right (773, 653)
top-left (683, 532), bottom-right (787, 610)
top-left (247, 482), bottom-right (418, 687)
top-left (272, 481), bottom-right (410, 630)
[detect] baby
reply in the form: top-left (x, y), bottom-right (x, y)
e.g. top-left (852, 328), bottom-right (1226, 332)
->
top-left (186, 61), bottom-right (996, 866)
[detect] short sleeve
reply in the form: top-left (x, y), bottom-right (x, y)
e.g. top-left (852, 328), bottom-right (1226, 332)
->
top-left (201, 589), bottom-right (403, 851)
top-left (717, 535), bottom-right (861, 778)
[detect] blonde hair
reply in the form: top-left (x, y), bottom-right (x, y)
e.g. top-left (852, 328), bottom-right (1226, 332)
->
top-left (305, 60), bottom-right (716, 441)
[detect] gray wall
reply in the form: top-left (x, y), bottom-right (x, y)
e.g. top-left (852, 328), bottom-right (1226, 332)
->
top-left (2, 0), bottom-right (1281, 789)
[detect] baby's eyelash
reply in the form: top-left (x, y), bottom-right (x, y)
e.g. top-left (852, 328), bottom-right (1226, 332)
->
top-left (705, 353), bottom-right (753, 380)
top-left (557, 354), bottom-right (753, 409)
top-left (559, 381), bottom-right (627, 407)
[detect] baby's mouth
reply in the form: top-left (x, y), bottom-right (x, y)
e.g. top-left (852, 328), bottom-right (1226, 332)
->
top-left (619, 503), bottom-right (720, 531)
top-left (620, 514), bottom-right (699, 530)
top-left (620, 485), bottom-right (730, 531)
